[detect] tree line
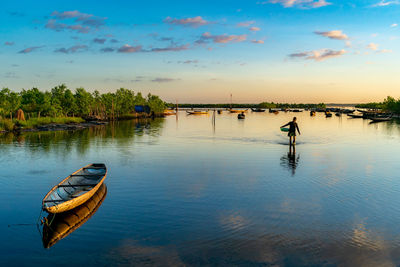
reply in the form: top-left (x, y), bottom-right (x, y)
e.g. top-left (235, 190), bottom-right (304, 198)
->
top-left (355, 96), bottom-right (400, 113)
top-left (0, 84), bottom-right (166, 120)
top-left (173, 102), bottom-right (326, 109)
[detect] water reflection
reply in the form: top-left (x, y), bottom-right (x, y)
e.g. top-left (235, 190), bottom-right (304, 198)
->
top-left (41, 183), bottom-right (107, 248)
top-left (280, 145), bottom-right (300, 175)
top-left (0, 118), bottom-right (165, 156)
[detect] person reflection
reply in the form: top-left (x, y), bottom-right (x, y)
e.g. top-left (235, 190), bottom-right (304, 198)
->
top-left (280, 144), bottom-right (300, 176)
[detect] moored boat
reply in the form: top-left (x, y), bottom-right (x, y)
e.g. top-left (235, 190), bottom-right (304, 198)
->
top-left (370, 116), bottom-right (392, 122)
top-left (163, 109), bottom-right (176, 115)
top-left (229, 109), bottom-right (248, 113)
top-left (42, 163), bottom-right (107, 214)
top-left (251, 108), bottom-right (266, 112)
top-left (310, 111), bottom-right (316, 116)
top-left (186, 110), bottom-right (209, 115)
top-left (238, 113), bottom-right (246, 119)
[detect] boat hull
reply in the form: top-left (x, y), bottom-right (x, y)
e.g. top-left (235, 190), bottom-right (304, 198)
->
top-left (43, 164), bottom-right (107, 214)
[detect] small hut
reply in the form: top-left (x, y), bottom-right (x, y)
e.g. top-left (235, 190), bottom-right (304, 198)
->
top-left (16, 109), bottom-right (25, 121)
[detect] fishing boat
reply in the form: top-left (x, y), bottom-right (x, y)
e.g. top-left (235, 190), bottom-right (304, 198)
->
top-left (237, 113), bottom-right (246, 119)
top-left (335, 112), bottom-right (341, 117)
top-left (310, 111), bottom-right (316, 116)
top-left (42, 184), bottom-right (107, 248)
top-left (186, 110), bottom-right (209, 115)
top-left (163, 109), bottom-right (176, 116)
top-left (229, 109), bottom-right (248, 113)
top-left (42, 163), bottom-right (107, 214)
top-left (370, 116), bottom-right (392, 122)
top-left (347, 113), bottom-right (363, 118)
top-left (325, 111), bottom-right (332, 117)
top-left (251, 108), bottom-right (266, 112)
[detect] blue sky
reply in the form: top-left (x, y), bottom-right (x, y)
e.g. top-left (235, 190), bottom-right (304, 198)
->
top-left (1, 0), bottom-right (400, 103)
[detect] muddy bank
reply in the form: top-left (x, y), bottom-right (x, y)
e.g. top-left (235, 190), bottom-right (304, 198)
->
top-left (18, 121), bottom-right (108, 133)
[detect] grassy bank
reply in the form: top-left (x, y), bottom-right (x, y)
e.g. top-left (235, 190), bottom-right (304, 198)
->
top-left (0, 117), bottom-right (84, 131)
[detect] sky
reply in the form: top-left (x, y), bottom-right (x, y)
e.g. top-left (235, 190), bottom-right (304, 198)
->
top-left (1, 0), bottom-right (400, 103)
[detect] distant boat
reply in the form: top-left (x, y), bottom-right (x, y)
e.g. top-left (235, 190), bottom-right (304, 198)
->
top-left (347, 113), bottom-right (363, 118)
top-left (251, 108), bottom-right (266, 112)
top-left (163, 109), bottom-right (176, 116)
top-left (370, 116), bottom-right (392, 122)
top-left (335, 112), bottom-right (341, 117)
top-left (229, 109), bottom-right (248, 113)
top-left (186, 110), bottom-right (209, 115)
top-left (217, 110), bottom-right (222, 114)
top-left (325, 111), bottom-right (332, 117)
top-left (238, 113), bottom-right (246, 119)
top-left (42, 163), bottom-right (107, 214)
top-left (310, 111), bottom-right (316, 116)
top-left (292, 109), bottom-right (303, 113)
top-left (42, 183), bottom-right (107, 248)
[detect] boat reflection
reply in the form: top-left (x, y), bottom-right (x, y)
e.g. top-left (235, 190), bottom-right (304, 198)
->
top-left (280, 145), bottom-right (300, 176)
top-left (41, 183), bottom-right (107, 248)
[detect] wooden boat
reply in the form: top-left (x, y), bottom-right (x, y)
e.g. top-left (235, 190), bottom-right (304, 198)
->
top-left (42, 183), bottom-right (107, 248)
top-left (186, 110), bottom-right (209, 115)
top-left (251, 108), bottom-right (266, 112)
top-left (347, 113), bottom-right (363, 118)
top-left (229, 109), bottom-right (248, 113)
top-left (163, 109), bottom-right (176, 116)
top-left (42, 163), bottom-right (107, 214)
top-left (370, 117), bottom-right (392, 122)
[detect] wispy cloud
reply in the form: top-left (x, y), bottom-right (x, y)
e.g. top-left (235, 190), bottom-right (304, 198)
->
top-left (391, 23), bottom-right (398, 27)
top-left (372, 1), bottom-right (400, 7)
top-left (196, 32), bottom-right (247, 44)
top-left (249, 27), bottom-right (261, 32)
top-left (148, 44), bottom-right (189, 52)
top-left (164, 16), bottom-right (210, 27)
top-left (259, 0), bottom-right (331, 9)
top-left (93, 38), bottom-right (106, 44)
top-left (314, 30), bottom-right (349, 40)
top-left (117, 44), bottom-right (143, 53)
top-left (367, 43), bottom-right (379, 51)
top-left (237, 21), bottom-right (255, 27)
top-left (46, 10), bottom-right (106, 34)
top-left (177, 60), bottom-right (199, 64)
top-left (100, 47), bottom-right (115, 53)
top-left (289, 49), bottom-right (346, 61)
top-left (4, 41), bottom-right (14, 46)
top-left (18, 46), bottom-right (44, 54)
top-left (151, 77), bottom-right (180, 82)
top-left (251, 40), bottom-right (265, 44)
top-left (54, 45), bottom-right (88, 54)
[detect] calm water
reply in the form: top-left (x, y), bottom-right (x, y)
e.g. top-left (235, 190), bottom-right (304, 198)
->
top-left (2, 111), bottom-right (400, 266)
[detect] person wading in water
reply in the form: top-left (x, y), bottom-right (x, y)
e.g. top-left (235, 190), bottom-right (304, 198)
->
top-left (281, 117), bottom-right (301, 146)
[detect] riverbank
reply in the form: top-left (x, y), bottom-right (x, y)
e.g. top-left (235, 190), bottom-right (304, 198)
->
top-left (0, 117), bottom-right (108, 133)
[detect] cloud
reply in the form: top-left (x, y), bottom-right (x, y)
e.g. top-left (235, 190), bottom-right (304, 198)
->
top-left (372, 0), bottom-right (400, 7)
top-left (260, 0), bottom-right (331, 9)
top-left (18, 46), bottom-right (44, 54)
top-left (391, 23), bottom-right (398, 27)
top-left (177, 60), bottom-right (199, 64)
top-left (100, 47), bottom-right (115, 53)
top-left (378, 49), bottom-right (393, 53)
top-left (164, 16), bottom-right (210, 27)
top-left (54, 45), bottom-right (88, 53)
top-left (367, 43), bottom-right (379, 51)
top-left (8, 11), bottom-right (25, 17)
top-left (314, 30), bottom-right (349, 40)
top-left (237, 21), bottom-right (255, 27)
top-left (151, 77), bottom-right (179, 82)
top-left (93, 38), bottom-right (106, 44)
top-left (289, 49), bottom-right (346, 61)
top-left (110, 39), bottom-right (119, 43)
top-left (197, 32), bottom-right (247, 44)
top-left (249, 27), bottom-right (261, 31)
top-left (148, 44), bottom-right (189, 52)
top-left (4, 41), bottom-right (14, 46)
top-left (251, 40), bottom-right (265, 44)
top-left (45, 19), bottom-right (90, 33)
top-left (117, 44), bottom-right (143, 53)
top-left (46, 10), bottom-right (106, 34)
